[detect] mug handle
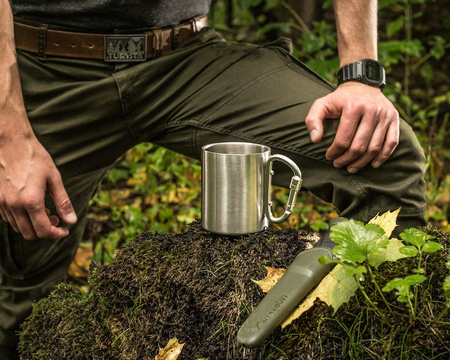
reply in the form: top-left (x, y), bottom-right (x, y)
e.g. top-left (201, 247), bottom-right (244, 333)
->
top-left (265, 154), bottom-right (302, 224)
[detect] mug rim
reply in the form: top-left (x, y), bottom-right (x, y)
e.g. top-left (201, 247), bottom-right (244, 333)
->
top-left (202, 142), bottom-right (270, 155)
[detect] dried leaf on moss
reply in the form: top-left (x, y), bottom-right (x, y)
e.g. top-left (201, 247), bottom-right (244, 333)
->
top-left (281, 264), bottom-right (358, 328)
top-left (252, 266), bottom-right (286, 293)
top-left (155, 338), bottom-right (184, 360)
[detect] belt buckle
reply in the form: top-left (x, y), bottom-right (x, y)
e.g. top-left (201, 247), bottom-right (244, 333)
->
top-left (104, 34), bottom-right (147, 62)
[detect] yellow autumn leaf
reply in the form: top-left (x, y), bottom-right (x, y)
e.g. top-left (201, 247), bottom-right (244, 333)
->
top-left (281, 264), bottom-right (358, 328)
top-left (252, 266), bottom-right (286, 293)
top-left (126, 172), bottom-right (148, 187)
top-left (155, 338), bottom-right (184, 360)
top-left (368, 207), bottom-right (400, 237)
top-left (367, 238), bottom-right (408, 267)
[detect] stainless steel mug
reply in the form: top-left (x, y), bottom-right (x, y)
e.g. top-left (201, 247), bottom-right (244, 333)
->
top-left (201, 142), bottom-right (302, 235)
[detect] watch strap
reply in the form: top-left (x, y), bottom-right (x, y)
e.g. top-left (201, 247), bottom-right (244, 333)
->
top-left (337, 61), bottom-right (363, 84)
top-left (337, 59), bottom-right (386, 89)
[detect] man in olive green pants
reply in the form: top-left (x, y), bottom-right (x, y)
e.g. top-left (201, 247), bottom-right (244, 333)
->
top-left (1, 0), bottom-right (426, 358)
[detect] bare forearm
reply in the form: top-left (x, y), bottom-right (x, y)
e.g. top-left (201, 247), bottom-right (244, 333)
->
top-left (333, 0), bottom-right (378, 67)
top-left (0, 0), bottom-right (33, 140)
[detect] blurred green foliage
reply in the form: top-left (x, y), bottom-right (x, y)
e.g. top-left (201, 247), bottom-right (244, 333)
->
top-left (88, 0), bottom-right (449, 263)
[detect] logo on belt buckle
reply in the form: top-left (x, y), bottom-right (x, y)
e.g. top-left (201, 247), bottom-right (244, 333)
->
top-left (104, 34), bottom-right (147, 62)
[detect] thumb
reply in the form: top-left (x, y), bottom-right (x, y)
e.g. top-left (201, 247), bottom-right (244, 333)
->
top-left (305, 99), bottom-right (326, 143)
top-left (47, 172), bottom-right (77, 225)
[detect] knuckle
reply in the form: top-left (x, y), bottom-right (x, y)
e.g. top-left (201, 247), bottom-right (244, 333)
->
top-left (387, 107), bottom-right (399, 121)
top-left (386, 138), bottom-right (399, 151)
top-left (34, 230), bottom-right (49, 239)
top-left (4, 194), bottom-right (20, 210)
top-left (22, 194), bottom-right (41, 212)
top-left (367, 104), bottom-right (380, 117)
top-left (23, 232), bottom-right (38, 241)
top-left (348, 101), bottom-right (365, 114)
top-left (377, 154), bottom-right (390, 163)
top-left (57, 197), bottom-right (72, 211)
top-left (335, 138), bottom-right (351, 151)
top-left (305, 115), bottom-right (318, 128)
top-left (34, 223), bottom-right (51, 239)
top-left (350, 144), bottom-right (367, 157)
top-left (367, 143), bottom-right (382, 155)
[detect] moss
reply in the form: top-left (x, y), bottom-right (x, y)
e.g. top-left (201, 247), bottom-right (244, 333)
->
top-left (19, 222), bottom-right (449, 359)
top-left (19, 284), bottom-right (96, 359)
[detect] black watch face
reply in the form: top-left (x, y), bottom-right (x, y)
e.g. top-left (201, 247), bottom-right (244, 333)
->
top-left (364, 60), bottom-right (381, 81)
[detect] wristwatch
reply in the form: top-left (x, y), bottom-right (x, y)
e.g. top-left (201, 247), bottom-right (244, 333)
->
top-left (337, 59), bottom-right (386, 89)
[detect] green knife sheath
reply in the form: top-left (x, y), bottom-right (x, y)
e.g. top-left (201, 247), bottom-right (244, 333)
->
top-left (237, 246), bottom-right (335, 347)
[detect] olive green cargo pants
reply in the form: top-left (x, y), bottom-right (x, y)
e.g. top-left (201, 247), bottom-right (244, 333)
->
top-left (0, 27), bottom-right (426, 359)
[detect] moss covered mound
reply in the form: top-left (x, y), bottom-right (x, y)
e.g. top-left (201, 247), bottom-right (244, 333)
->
top-left (19, 222), bottom-right (449, 359)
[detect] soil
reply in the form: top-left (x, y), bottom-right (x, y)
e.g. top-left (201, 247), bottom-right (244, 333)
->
top-left (19, 222), bottom-right (449, 360)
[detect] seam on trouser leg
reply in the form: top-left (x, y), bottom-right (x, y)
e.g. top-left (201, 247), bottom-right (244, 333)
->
top-left (112, 68), bottom-right (143, 140)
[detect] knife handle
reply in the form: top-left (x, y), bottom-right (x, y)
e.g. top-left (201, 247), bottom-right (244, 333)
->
top-left (237, 247), bottom-right (334, 347)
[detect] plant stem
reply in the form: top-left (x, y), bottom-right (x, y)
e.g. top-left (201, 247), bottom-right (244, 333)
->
top-left (367, 265), bottom-right (393, 312)
top-left (403, 0), bottom-right (412, 118)
top-left (360, 306), bottom-right (450, 326)
top-left (422, 305), bottom-right (450, 333)
top-left (411, 43), bottom-right (450, 71)
top-left (281, 0), bottom-right (311, 33)
top-left (413, 249), bottom-right (424, 318)
top-left (355, 276), bottom-right (393, 329)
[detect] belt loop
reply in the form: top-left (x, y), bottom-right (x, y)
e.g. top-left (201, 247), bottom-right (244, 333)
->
top-left (171, 24), bottom-right (179, 49)
top-left (38, 24), bottom-right (48, 60)
top-left (153, 29), bottom-right (162, 57)
top-left (192, 17), bottom-right (199, 33)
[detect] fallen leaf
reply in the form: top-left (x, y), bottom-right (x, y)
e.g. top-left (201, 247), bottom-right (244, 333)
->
top-left (67, 246), bottom-right (94, 281)
top-left (126, 172), bottom-right (148, 187)
top-left (368, 207), bottom-right (400, 237)
top-left (281, 264), bottom-right (358, 328)
top-left (155, 338), bottom-right (184, 360)
top-left (368, 238), bottom-right (408, 267)
top-left (252, 266), bottom-right (286, 293)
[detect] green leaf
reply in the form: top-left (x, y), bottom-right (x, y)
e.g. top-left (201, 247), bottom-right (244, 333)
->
top-left (430, 35), bottom-right (446, 60)
top-left (330, 220), bottom-right (388, 264)
top-left (341, 264), bottom-right (367, 280)
top-left (383, 278), bottom-right (411, 302)
top-left (444, 276), bottom-right (450, 301)
top-left (318, 256), bottom-right (338, 265)
top-left (400, 228), bottom-right (432, 248)
top-left (256, 22), bottom-right (292, 38)
top-left (387, 16), bottom-right (405, 38)
top-left (413, 267), bottom-right (425, 274)
top-left (422, 241), bottom-right (443, 253)
top-left (383, 275), bottom-right (426, 303)
top-left (399, 245), bottom-right (419, 257)
top-left (420, 63), bottom-right (433, 83)
top-left (403, 274), bottom-right (427, 286)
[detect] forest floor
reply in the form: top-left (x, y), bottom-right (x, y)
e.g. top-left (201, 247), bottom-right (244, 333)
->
top-left (20, 221), bottom-right (449, 360)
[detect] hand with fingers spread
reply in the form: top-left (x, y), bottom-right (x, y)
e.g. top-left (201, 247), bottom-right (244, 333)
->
top-left (305, 82), bottom-right (400, 174)
top-left (0, 135), bottom-right (78, 240)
